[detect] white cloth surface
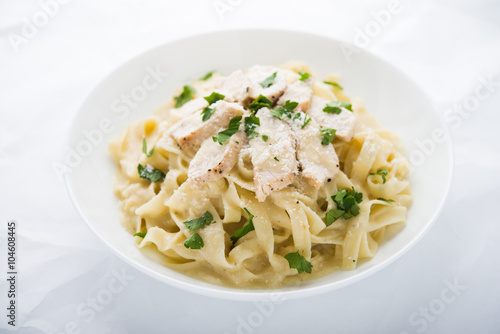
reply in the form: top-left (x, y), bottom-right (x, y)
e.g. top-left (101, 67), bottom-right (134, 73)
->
top-left (1, 0), bottom-right (499, 333)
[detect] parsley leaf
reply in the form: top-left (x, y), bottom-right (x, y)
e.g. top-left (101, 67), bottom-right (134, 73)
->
top-left (370, 169), bottom-right (389, 184)
top-left (200, 71), bottom-right (215, 81)
top-left (142, 137), bottom-right (155, 157)
top-left (249, 95), bottom-right (273, 113)
top-left (270, 100), bottom-right (298, 120)
top-left (285, 251), bottom-right (312, 274)
top-left (298, 71), bottom-right (310, 81)
top-left (201, 106), bottom-right (215, 122)
top-left (323, 101), bottom-right (353, 114)
top-left (377, 198), bottom-right (395, 202)
top-left (262, 135), bottom-right (269, 142)
top-left (183, 211), bottom-right (215, 231)
top-left (183, 233), bottom-right (204, 249)
top-left (212, 116), bottom-right (242, 145)
top-left (174, 85), bottom-right (196, 108)
top-left (134, 231), bottom-right (147, 238)
top-left (204, 92), bottom-right (225, 105)
top-left (320, 128), bottom-right (336, 145)
top-left (326, 187), bottom-right (363, 223)
top-left (138, 164), bottom-right (165, 182)
top-left (274, 157), bottom-right (279, 161)
top-left (231, 208), bottom-right (255, 244)
top-left (323, 81), bottom-right (344, 90)
top-left (325, 209), bottom-right (345, 226)
top-left (259, 72), bottom-right (277, 88)
top-left (244, 116), bottom-right (260, 139)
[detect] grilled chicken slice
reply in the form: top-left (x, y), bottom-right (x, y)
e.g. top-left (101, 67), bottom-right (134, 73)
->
top-left (188, 132), bottom-right (245, 183)
top-left (289, 116), bottom-right (339, 189)
top-left (277, 80), bottom-right (313, 111)
top-left (218, 70), bottom-right (253, 104)
top-left (168, 100), bottom-right (244, 150)
top-left (306, 96), bottom-right (356, 142)
top-left (250, 108), bottom-right (297, 201)
top-left (169, 97), bottom-right (208, 121)
top-left (246, 65), bottom-right (287, 103)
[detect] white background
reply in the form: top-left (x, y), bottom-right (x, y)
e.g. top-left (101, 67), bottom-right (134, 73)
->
top-left (1, 0), bottom-right (500, 333)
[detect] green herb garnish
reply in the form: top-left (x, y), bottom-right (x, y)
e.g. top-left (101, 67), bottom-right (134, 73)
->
top-left (249, 95), bottom-right (273, 113)
top-left (244, 116), bottom-right (260, 139)
top-left (174, 85), bottom-right (196, 108)
top-left (204, 92), bottom-right (225, 105)
top-left (201, 106), bottom-right (215, 122)
top-left (298, 71), bottom-right (310, 81)
top-left (231, 208), bottom-right (255, 244)
top-left (323, 81), bottom-right (343, 90)
top-left (323, 101), bottom-right (352, 114)
top-left (212, 116), bottom-right (242, 145)
top-left (142, 137), bottom-right (155, 157)
top-left (377, 198), bottom-right (395, 203)
top-left (274, 157), bottom-right (279, 161)
top-left (137, 164), bottom-right (165, 183)
top-left (183, 211), bottom-right (215, 231)
top-left (370, 169), bottom-right (389, 184)
top-left (200, 71), bottom-right (215, 81)
top-left (259, 72), bottom-right (277, 88)
top-left (134, 231), bottom-right (147, 238)
top-left (183, 233), bottom-right (204, 249)
top-left (270, 100), bottom-right (298, 120)
top-left (285, 251), bottom-right (312, 274)
top-left (262, 135), bottom-right (269, 142)
top-left (320, 128), bottom-right (336, 145)
top-left (325, 187), bottom-right (363, 224)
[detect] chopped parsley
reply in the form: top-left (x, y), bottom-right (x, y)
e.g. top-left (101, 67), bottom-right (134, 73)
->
top-left (320, 128), bottom-right (336, 145)
top-left (244, 116), bottom-right (260, 139)
top-left (259, 72), bottom-right (277, 88)
top-left (270, 100), bottom-right (298, 120)
top-left (212, 116), bottom-right (242, 145)
top-left (174, 85), bottom-right (195, 108)
top-left (204, 92), bottom-right (225, 105)
top-left (325, 187), bottom-right (363, 225)
top-left (302, 114), bottom-right (312, 128)
top-left (293, 111), bottom-right (312, 129)
top-left (134, 231), bottom-right (147, 238)
top-left (370, 169), bottom-right (389, 184)
top-left (201, 106), bottom-right (215, 122)
top-left (137, 164), bottom-right (165, 183)
top-left (249, 94), bottom-right (273, 113)
top-left (183, 233), bottom-right (204, 249)
top-left (323, 81), bottom-right (343, 90)
top-left (298, 71), bottom-right (310, 81)
top-left (142, 137), bottom-right (155, 157)
top-left (377, 198), bottom-right (395, 203)
top-left (262, 135), bottom-right (269, 142)
top-left (323, 101), bottom-right (353, 114)
top-left (285, 251), bottom-right (312, 274)
top-left (274, 157), bottom-right (279, 161)
top-left (231, 208), bottom-right (255, 244)
top-left (200, 71), bottom-right (215, 81)
top-left (183, 211), bottom-right (215, 231)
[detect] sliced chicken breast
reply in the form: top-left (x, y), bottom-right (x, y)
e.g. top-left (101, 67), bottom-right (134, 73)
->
top-left (168, 100), bottom-right (244, 150)
top-left (306, 96), bottom-right (356, 142)
top-left (169, 97), bottom-right (208, 121)
top-left (249, 108), bottom-right (297, 201)
top-left (289, 116), bottom-right (339, 189)
top-left (277, 80), bottom-right (313, 112)
top-left (246, 65), bottom-right (287, 103)
top-left (188, 132), bottom-right (245, 183)
top-left (218, 70), bottom-right (253, 104)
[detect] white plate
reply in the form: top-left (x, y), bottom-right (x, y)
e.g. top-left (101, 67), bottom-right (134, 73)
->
top-left (64, 29), bottom-right (453, 301)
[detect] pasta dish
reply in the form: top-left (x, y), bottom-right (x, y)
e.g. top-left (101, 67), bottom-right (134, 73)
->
top-left (109, 62), bottom-right (412, 288)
